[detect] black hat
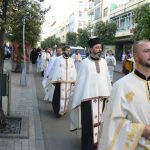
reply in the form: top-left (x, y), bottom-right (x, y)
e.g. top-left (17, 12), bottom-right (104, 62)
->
top-left (87, 37), bottom-right (101, 48)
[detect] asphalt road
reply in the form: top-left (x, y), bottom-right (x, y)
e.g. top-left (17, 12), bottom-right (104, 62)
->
top-left (33, 68), bottom-right (81, 150)
top-left (33, 66), bottom-right (123, 150)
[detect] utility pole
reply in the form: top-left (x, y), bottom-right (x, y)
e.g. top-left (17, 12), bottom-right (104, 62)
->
top-left (20, 16), bottom-right (27, 86)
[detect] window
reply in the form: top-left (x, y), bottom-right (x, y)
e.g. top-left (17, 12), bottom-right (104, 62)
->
top-left (103, 7), bottom-right (108, 17)
top-left (94, 7), bottom-right (101, 20)
top-left (94, 0), bottom-right (100, 6)
top-left (112, 11), bottom-right (134, 32)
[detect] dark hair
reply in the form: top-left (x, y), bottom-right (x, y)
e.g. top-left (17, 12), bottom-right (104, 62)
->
top-left (63, 45), bottom-right (70, 51)
top-left (56, 46), bottom-right (62, 50)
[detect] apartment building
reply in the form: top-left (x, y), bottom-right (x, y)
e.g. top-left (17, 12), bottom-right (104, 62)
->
top-left (48, 0), bottom-right (89, 43)
top-left (88, 0), bottom-right (150, 60)
top-left (110, 0), bottom-right (150, 60)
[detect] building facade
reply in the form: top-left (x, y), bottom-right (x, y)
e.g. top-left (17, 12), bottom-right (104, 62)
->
top-left (88, 0), bottom-right (150, 60)
top-left (48, 0), bottom-right (89, 43)
top-left (110, 0), bottom-right (150, 60)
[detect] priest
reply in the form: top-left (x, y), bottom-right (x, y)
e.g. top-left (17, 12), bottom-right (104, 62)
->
top-left (98, 40), bottom-right (150, 150)
top-left (70, 37), bottom-right (112, 150)
top-left (49, 46), bottom-right (76, 117)
top-left (42, 47), bottom-right (62, 101)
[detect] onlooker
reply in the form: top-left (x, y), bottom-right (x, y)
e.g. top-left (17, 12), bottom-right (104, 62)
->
top-left (122, 51), bottom-right (134, 75)
top-left (71, 49), bottom-right (82, 72)
top-left (4, 45), bottom-right (11, 59)
top-left (105, 50), bottom-right (116, 82)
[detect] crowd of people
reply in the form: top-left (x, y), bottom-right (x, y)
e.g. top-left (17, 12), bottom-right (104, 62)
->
top-left (30, 38), bottom-right (150, 150)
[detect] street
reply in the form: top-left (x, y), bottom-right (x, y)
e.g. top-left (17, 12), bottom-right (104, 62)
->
top-left (33, 65), bottom-right (81, 150)
top-left (33, 65), bottom-right (123, 150)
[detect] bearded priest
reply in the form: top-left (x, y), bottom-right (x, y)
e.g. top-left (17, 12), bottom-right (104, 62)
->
top-left (49, 46), bottom-right (76, 117)
top-left (70, 37), bottom-right (112, 150)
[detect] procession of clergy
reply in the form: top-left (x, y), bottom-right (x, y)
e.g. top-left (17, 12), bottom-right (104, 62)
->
top-left (36, 38), bottom-right (150, 150)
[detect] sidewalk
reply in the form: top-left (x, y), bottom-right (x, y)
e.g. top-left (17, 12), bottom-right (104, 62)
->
top-left (1, 59), bottom-right (45, 150)
top-left (114, 61), bottom-right (122, 73)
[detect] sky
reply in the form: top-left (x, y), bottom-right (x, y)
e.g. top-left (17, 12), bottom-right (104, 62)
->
top-left (40, 0), bottom-right (74, 40)
top-left (40, 0), bottom-right (130, 40)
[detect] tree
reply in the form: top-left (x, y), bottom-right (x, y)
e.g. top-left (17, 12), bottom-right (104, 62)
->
top-left (77, 28), bottom-right (90, 48)
top-left (41, 36), bottom-right (61, 49)
top-left (132, 4), bottom-right (150, 41)
top-left (6, 0), bottom-right (45, 72)
top-left (0, 0), bottom-right (9, 129)
top-left (0, 0), bottom-right (46, 128)
top-left (94, 21), bottom-right (117, 45)
top-left (8, 2), bottom-right (44, 46)
top-left (66, 32), bottom-right (77, 46)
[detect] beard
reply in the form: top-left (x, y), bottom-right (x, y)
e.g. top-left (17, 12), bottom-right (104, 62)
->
top-left (139, 58), bottom-right (150, 68)
top-left (56, 53), bottom-right (62, 57)
top-left (64, 53), bottom-right (70, 57)
top-left (92, 51), bottom-right (101, 59)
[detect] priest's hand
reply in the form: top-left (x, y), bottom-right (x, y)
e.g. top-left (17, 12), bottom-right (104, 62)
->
top-left (142, 125), bottom-right (150, 139)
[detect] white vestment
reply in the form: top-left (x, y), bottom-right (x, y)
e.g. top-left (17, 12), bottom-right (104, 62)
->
top-left (49, 55), bottom-right (77, 115)
top-left (70, 57), bottom-right (112, 144)
top-left (105, 55), bottom-right (116, 82)
top-left (42, 55), bottom-right (57, 101)
top-left (98, 72), bottom-right (150, 150)
top-left (36, 51), bottom-right (51, 72)
top-left (44, 55), bottom-right (56, 78)
top-left (71, 53), bottom-right (82, 72)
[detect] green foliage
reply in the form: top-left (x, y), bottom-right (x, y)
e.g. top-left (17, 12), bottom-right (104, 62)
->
top-left (40, 36), bottom-right (61, 49)
top-left (133, 4), bottom-right (150, 41)
top-left (66, 32), bottom-right (77, 46)
top-left (6, 0), bottom-right (44, 47)
top-left (94, 21), bottom-right (117, 45)
top-left (77, 28), bottom-right (90, 48)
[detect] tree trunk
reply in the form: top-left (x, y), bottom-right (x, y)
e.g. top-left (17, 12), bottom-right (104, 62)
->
top-left (0, 0), bottom-right (9, 129)
top-left (0, 28), bottom-right (6, 129)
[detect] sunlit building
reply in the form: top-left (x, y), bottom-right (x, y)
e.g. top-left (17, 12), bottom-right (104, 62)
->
top-left (88, 0), bottom-right (150, 60)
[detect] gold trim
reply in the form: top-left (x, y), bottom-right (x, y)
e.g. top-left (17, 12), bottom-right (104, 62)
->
top-left (66, 59), bottom-right (68, 81)
top-left (133, 72), bottom-right (150, 103)
top-left (131, 124), bottom-right (145, 150)
top-left (45, 80), bottom-right (75, 88)
top-left (107, 119), bottom-right (126, 150)
top-left (72, 97), bottom-right (109, 110)
top-left (145, 83), bottom-right (150, 103)
top-left (125, 91), bottom-right (135, 102)
top-left (64, 59), bottom-right (68, 113)
top-left (95, 61), bottom-right (100, 73)
top-left (123, 124), bottom-right (145, 150)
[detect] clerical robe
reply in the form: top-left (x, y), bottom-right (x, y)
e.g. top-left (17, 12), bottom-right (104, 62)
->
top-left (70, 57), bottom-right (112, 149)
top-left (49, 55), bottom-right (76, 116)
top-left (98, 70), bottom-right (150, 150)
top-left (42, 55), bottom-right (57, 101)
top-left (37, 50), bottom-right (51, 73)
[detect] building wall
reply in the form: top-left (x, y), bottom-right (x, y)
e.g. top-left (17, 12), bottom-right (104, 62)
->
top-left (110, 0), bottom-right (150, 38)
top-left (88, 0), bottom-right (150, 60)
top-left (50, 0), bottom-right (89, 43)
